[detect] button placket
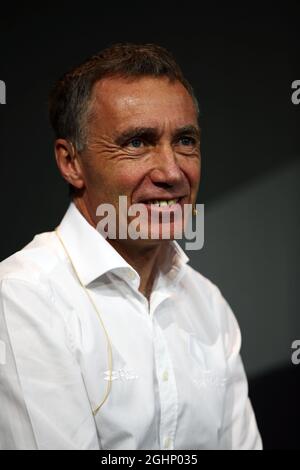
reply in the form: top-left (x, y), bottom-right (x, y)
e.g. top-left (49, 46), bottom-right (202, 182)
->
top-left (152, 317), bottom-right (178, 450)
top-left (164, 437), bottom-right (173, 450)
top-left (162, 370), bottom-right (169, 382)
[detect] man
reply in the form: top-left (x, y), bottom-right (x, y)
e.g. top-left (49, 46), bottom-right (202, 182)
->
top-left (0, 43), bottom-right (262, 450)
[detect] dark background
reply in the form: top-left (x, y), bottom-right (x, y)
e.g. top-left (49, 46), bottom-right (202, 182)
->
top-left (0, 3), bottom-right (299, 449)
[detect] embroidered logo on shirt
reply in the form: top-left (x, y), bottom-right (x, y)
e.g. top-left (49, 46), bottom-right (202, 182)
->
top-left (0, 340), bottom-right (6, 365)
top-left (187, 335), bottom-right (228, 389)
top-left (103, 368), bottom-right (138, 381)
top-left (193, 370), bottom-right (227, 389)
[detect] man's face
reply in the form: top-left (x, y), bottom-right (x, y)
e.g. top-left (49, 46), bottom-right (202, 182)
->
top-left (78, 76), bottom-right (201, 246)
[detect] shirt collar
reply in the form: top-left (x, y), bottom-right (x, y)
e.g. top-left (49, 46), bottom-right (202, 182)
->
top-left (56, 202), bottom-right (189, 288)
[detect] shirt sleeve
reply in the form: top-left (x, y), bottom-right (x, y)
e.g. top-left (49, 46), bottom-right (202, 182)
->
top-left (0, 279), bottom-right (99, 450)
top-left (216, 289), bottom-right (263, 450)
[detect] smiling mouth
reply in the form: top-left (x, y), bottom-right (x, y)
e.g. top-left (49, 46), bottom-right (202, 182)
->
top-left (140, 197), bottom-right (184, 208)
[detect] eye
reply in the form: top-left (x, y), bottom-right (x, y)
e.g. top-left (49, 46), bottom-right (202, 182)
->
top-left (128, 138), bottom-right (144, 148)
top-left (178, 136), bottom-right (196, 146)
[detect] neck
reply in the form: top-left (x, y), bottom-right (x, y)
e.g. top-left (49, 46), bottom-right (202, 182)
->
top-left (109, 239), bottom-right (165, 300)
top-left (73, 196), bottom-right (166, 300)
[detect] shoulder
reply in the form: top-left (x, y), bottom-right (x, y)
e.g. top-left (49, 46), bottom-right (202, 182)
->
top-left (0, 231), bottom-right (64, 295)
top-left (0, 231), bottom-right (74, 336)
top-left (182, 264), bottom-right (225, 305)
top-left (182, 264), bottom-right (242, 354)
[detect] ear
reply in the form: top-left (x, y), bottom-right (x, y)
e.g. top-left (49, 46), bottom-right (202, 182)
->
top-left (54, 139), bottom-right (85, 190)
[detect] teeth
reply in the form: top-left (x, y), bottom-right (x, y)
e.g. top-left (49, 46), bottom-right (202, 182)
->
top-left (167, 199), bottom-right (176, 206)
top-left (147, 198), bottom-right (179, 207)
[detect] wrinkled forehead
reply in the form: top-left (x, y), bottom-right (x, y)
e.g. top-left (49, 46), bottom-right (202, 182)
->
top-left (88, 76), bottom-right (198, 134)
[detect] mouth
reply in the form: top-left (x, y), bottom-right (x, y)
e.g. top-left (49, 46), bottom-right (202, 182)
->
top-left (139, 196), bottom-right (185, 209)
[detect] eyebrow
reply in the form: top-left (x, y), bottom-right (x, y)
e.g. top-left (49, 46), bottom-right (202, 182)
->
top-left (114, 124), bottom-right (201, 146)
top-left (115, 127), bottom-right (158, 146)
top-left (172, 125), bottom-right (201, 141)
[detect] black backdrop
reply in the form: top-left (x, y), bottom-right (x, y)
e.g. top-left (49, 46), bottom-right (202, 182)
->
top-left (0, 4), bottom-right (299, 450)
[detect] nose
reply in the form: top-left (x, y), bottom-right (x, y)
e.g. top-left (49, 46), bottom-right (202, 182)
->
top-left (149, 144), bottom-right (183, 187)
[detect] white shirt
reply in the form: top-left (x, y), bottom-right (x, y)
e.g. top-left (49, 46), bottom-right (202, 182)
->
top-left (0, 202), bottom-right (262, 450)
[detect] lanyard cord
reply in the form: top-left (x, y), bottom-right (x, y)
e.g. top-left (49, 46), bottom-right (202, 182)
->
top-left (55, 227), bottom-right (113, 415)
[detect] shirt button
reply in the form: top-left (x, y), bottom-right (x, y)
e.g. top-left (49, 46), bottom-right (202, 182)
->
top-left (127, 271), bottom-right (136, 280)
top-left (168, 269), bottom-right (177, 280)
top-left (164, 437), bottom-right (172, 449)
top-left (162, 370), bottom-right (169, 382)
